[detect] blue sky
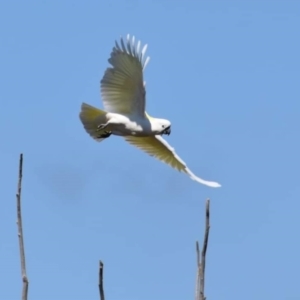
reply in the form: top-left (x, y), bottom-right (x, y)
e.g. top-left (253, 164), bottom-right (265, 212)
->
top-left (1, 0), bottom-right (299, 299)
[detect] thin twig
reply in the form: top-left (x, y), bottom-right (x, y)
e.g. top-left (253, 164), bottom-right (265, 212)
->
top-left (195, 241), bottom-right (200, 300)
top-left (196, 199), bottom-right (211, 300)
top-left (16, 153), bottom-right (29, 300)
top-left (99, 260), bottom-right (105, 300)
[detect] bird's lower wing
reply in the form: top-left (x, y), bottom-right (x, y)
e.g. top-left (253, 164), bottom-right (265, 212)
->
top-left (124, 135), bottom-right (221, 188)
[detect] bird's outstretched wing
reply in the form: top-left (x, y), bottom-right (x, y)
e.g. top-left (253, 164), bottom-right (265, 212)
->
top-left (124, 135), bottom-right (221, 188)
top-left (101, 34), bottom-right (150, 117)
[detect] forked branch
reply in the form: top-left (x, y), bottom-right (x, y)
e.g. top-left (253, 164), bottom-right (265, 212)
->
top-left (195, 199), bottom-right (210, 300)
top-left (16, 153), bottom-right (29, 300)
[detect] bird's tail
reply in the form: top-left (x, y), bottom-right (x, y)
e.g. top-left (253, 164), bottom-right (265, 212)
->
top-left (79, 103), bottom-right (110, 142)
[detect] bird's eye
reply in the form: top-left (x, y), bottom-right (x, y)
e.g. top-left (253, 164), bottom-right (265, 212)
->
top-left (162, 125), bottom-right (165, 128)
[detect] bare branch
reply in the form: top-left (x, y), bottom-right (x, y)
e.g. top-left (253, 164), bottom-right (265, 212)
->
top-left (195, 241), bottom-right (200, 300)
top-left (196, 199), bottom-right (211, 300)
top-left (16, 153), bottom-right (29, 300)
top-left (99, 260), bottom-right (105, 300)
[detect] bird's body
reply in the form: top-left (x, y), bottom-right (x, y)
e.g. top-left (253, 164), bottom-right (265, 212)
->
top-left (99, 112), bottom-right (154, 137)
top-left (79, 34), bottom-right (221, 188)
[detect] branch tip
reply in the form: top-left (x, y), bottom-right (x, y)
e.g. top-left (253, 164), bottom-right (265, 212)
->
top-left (16, 153), bottom-right (29, 300)
top-left (99, 260), bottom-right (105, 300)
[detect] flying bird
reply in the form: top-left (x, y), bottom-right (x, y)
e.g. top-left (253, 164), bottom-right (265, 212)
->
top-left (79, 34), bottom-right (221, 188)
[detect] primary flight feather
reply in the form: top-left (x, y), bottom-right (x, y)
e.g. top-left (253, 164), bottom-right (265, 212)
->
top-left (79, 34), bottom-right (221, 188)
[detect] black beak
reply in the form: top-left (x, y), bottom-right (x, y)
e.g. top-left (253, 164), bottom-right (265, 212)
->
top-left (162, 126), bottom-right (171, 135)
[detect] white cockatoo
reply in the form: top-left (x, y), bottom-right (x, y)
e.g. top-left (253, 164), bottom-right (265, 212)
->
top-left (79, 34), bottom-right (221, 188)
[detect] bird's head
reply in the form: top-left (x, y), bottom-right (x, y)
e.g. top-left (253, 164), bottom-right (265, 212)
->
top-left (151, 118), bottom-right (171, 136)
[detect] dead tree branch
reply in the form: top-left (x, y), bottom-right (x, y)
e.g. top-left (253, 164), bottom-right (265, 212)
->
top-left (16, 153), bottom-right (29, 300)
top-left (195, 241), bottom-right (200, 300)
top-left (99, 260), bottom-right (105, 300)
top-left (195, 199), bottom-right (210, 300)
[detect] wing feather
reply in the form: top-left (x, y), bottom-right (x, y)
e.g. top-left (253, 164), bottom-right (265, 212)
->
top-left (124, 135), bottom-right (221, 188)
top-left (101, 34), bottom-right (149, 116)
